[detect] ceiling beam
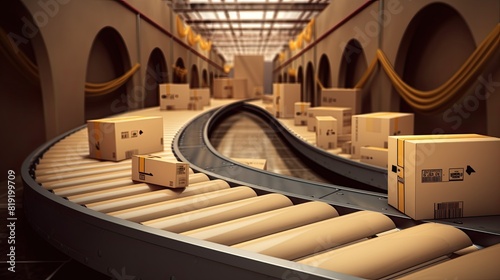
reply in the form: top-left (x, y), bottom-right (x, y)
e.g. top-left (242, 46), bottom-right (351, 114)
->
top-left (170, 3), bottom-right (328, 12)
top-left (185, 19), bottom-right (310, 25)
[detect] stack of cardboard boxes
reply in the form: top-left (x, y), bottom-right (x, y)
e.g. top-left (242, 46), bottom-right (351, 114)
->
top-left (87, 116), bottom-right (191, 189)
top-left (294, 102), bottom-right (310, 126)
top-left (351, 112), bottom-right (414, 168)
top-left (213, 78), bottom-right (248, 99)
top-left (307, 107), bottom-right (352, 150)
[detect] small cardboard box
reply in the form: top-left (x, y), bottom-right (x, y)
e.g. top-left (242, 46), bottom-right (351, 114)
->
top-left (132, 155), bottom-right (190, 188)
top-left (321, 88), bottom-right (362, 115)
top-left (307, 106), bottom-right (352, 134)
top-left (213, 78), bottom-right (233, 99)
top-left (232, 158), bottom-right (267, 170)
top-left (316, 116), bottom-right (337, 149)
top-left (387, 134), bottom-right (500, 220)
top-left (159, 83), bottom-right (190, 110)
top-left (188, 89), bottom-right (204, 110)
top-left (294, 102), bottom-right (310, 126)
top-left (273, 83), bottom-right (301, 118)
top-left (87, 116), bottom-right (163, 161)
top-left (190, 88), bottom-right (210, 107)
top-left (351, 112), bottom-right (414, 159)
top-left (360, 146), bottom-right (388, 168)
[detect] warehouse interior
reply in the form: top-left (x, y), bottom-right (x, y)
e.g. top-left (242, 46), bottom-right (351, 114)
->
top-left (1, 0), bottom-right (500, 279)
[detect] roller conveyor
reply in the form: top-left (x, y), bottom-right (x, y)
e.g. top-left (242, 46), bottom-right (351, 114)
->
top-left (22, 99), bottom-right (500, 279)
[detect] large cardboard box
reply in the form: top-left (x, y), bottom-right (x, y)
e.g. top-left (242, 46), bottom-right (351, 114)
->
top-left (321, 88), bottom-right (362, 115)
top-left (351, 112), bottom-right (414, 159)
top-left (159, 83), bottom-right (190, 110)
top-left (132, 155), bottom-right (189, 188)
top-left (87, 116), bottom-right (163, 161)
top-left (294, 102), bottom-right (310, 126)
top-left (387, 134), bottom-right (500, 220)
top-left (360, 146), bottom-right (388, 168)
top-left (213, 78), bottom-right (248, 99)
top-left (234, 55), bottom-right (264, 99)
top-left (315, 116), bottom-right (337, 149)
top-left (273, 83), bottom-right (301, 118)
top-left (190, 88), bottom-right (210, 107)
top-left (307, 106), bottom-right (352, 134)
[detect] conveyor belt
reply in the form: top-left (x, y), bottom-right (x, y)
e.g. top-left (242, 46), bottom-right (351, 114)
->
top-left (22, 100), bottom-right (500, 279)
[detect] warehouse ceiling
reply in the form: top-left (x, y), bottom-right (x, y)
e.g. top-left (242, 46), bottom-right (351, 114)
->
top-left (166, 0), bottom-right (330, 63)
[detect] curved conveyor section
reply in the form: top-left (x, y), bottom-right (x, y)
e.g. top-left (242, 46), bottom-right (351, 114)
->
top-left (22, 100), bottom-right (500, 279)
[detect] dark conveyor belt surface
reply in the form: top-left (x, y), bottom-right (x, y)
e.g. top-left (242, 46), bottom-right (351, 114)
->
top-left (210, 111), bottom-right (367, 187)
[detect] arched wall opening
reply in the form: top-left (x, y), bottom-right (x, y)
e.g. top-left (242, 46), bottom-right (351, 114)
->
top-left (395, 3), bottom-right (484, 134)
top-left (0, 2), bottom-right (46, 173)
top-left (209, 71), bottom-right (214, 96)
top-left (318, 54), bottom-right (332, 106)
top-left (173, 57), bottom-right (187, 84)
top-left (85, 26), bottom-right (131, 120)
top-left (339, 39), bottom-right (371, 113)
top-left (297, 66), bottom-right (304, 101)
top-left (202, 69), bottom-right (208, 88)
top-left (305, 62), bottom-right (316, 106)
top-left (144, 47), bottom-right (168, 108)
top-left (190, 64), bottom-right (200, 88)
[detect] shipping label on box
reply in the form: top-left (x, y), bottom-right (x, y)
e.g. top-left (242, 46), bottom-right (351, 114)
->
top-left (159, 83), bottom-right (190, 110)
top-left (307, 107), bottom-right (351, 134)
top-left (132, 155), bottom-right (190, 188)
top-left (387, 134), bottom-right (500, 220)
top-left (294, 102), bottom-right (310, 125)
top-left (321, 88), bottom-right (362, 115)
top-left (273, 83), bottom-right (301, 118)
top-left (351, 112), bottom-right (414, 159)
top-left (360, 146), bottom-right (388, 168)
top-left (87, 116), bottom-right (163, 161)
top-left (316, 116), bottom-right (337, 149)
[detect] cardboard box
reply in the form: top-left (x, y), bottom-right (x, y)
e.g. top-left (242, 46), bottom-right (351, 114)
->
top-left (87, 116), bottom-right (163, 161)
top-left (360, 146), bottom-right (388, 168)
top-left (294, 102), bottom-right (310, 126)
top-left (351, 112), bottom-right (414, 159)
top-left (234, 55), bottom-right (264, 99)
top-left (188, 89), bottom-right (205, 110)
top-left (132, 155), bottom-right (189, 188)
top-left (315, 116), bottom-right (337, 149)
top-left (159, 84), bottom-right (190, 110)
top-left (190, 88), bottom-right (210, 107)
top-left (213, 78), bottom-right (233, 99)
top-left (232, 158), bottom-right (267, 170)
top-left (273, 83), bottom-right (301, 118)
top-left (307, 107), bottom-right (352, 134)
top-left (387, 134), bottom-right (500, 220)
top-left (213, 78), bottom-right (248, 99)
top-left (321, 88), bottom-right (362, 115)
